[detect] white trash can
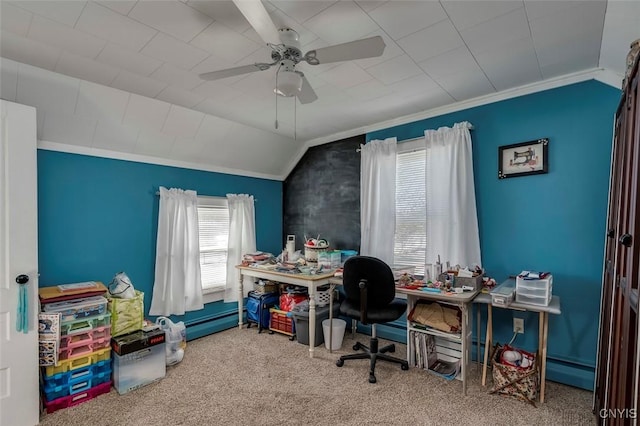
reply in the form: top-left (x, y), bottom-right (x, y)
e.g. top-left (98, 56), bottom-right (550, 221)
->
top-left (322, 318), bottom-right (346, 350)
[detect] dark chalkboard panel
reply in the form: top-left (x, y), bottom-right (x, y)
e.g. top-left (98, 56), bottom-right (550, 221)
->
top-left (283, 135), bottom-right (363, 254)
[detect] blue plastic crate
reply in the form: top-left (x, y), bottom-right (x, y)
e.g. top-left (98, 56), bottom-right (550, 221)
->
top-left (42, 360), bottom-right (112, 402)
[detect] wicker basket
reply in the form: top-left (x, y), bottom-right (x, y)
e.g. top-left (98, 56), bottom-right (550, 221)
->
top-left (490, 343), bottom-right (539, 406)
top-left (304, 244), bottom-right (327, 264)
top-left (253, 280), bottom-right (278, 294)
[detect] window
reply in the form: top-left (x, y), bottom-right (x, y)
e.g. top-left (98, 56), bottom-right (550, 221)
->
top-left (394, 140), bottom-right (426, 276)
top-left (197, 196), bottom-right (229, 294)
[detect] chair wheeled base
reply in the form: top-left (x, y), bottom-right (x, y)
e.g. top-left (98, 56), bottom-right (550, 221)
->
top-left (336, 333), bottom-right (409, 383)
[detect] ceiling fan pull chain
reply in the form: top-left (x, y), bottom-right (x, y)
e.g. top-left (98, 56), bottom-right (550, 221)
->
top-left (294, 95), bottom-right (297, 140)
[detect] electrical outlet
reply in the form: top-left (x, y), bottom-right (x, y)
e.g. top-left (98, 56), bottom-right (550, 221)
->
top-left (513, 318), bottom-right (524, 334)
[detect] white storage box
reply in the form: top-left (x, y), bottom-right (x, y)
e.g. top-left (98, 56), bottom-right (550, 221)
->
top-left (516, 275), bottom-right (552, 306)
top-left (490, 282), bottom-right (515, 307)
top-left (112, 344), bottom-right (166, 394)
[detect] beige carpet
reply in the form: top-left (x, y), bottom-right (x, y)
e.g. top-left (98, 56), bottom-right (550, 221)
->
top-left (39, 327), bottom-right (596, 426)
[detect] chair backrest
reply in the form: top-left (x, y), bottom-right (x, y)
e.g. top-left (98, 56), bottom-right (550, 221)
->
top-left (342, 256), bottom-right (396, 310)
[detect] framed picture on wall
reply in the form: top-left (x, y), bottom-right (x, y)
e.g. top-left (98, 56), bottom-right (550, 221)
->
top-left (498, 138), bottom-right (549, 179)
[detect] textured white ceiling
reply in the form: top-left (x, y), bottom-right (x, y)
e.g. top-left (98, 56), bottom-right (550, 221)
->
top-left (0, 0), bottom-right (638, 180)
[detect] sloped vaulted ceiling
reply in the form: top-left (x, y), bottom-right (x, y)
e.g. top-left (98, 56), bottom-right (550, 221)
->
top-left (0, 1), bottom-right (638, 180)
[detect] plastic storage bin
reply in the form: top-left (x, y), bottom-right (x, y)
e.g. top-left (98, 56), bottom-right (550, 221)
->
top-left (43, 347), bottom-right (111, 377)
top-left (60, 313), bottom-right (111, 336)
top-left (490, 281), bottom-right (515, 307)
top-left (42, 296), bottom-right (108, 322)
top-left (291, 303), bottom-right (340, 347)
top-left (42, 363), bottom-right (112, 401)
top-left (42, 359), bottom-right (111, 388)
top-left (43, 381), bottom-right (111, 414)
top-left (112, 344), bottom-right (166, 395)
top-left (340, 250), bottom-right (358, 265)
top-left (516, 275), bottom-right (553, 306)
top-left (59, 325), bottom-right (111, 352)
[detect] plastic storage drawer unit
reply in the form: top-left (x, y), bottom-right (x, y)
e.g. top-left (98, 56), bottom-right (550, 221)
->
top-left (516, 275), bottom-right (553, 306)
top-left (43, 296), bottom-right (108, 322)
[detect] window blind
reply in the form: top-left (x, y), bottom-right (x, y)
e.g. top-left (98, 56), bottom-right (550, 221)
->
top-left (394, 149), bottom-right (426, 276)
top-left (198, 205), bottom-right (229, 291)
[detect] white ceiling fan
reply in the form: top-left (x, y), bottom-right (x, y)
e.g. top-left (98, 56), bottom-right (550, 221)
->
top-left (198, 0), bottom-right (386, 105)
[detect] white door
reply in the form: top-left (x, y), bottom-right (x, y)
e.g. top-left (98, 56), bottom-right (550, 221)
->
top-left (0, 100), bottom-right (39, 426)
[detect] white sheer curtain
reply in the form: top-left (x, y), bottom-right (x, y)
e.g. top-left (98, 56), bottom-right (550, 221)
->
top-left (150, 187), bottom-right (204, 316)
top-left (224, 194), bottom-right (256, 303)
top-left (424, 122), bottom-right (482, 267)
top-left (360, 137), bottom-right (397, 265)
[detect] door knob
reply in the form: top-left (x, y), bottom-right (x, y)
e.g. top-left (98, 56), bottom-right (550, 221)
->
top-left (15, 274), bottom-right (29, 285)
top-left (619, 234), bottom-right (633, 247)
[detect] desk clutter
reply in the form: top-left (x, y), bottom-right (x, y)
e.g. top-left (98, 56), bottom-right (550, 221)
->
top-left (395, 259), bottom-right (487, 295)
top-left (38, 273), bottom-right (185, 414)
top-left (246, 281), bottom-right (341, 347)
top-left (242, 236), bottom-right (357, 275)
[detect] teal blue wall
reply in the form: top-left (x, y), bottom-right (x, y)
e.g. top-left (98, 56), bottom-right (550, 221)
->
top-left (37, 151), bottom-right (283, 331)
top-left (368, 80), bottom-right (621, 389)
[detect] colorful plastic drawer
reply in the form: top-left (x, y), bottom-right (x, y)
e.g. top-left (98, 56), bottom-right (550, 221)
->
top-left (43, 296), bottom-right (108, 322)
top-left (44, 347), bottom-right (111, 377)
top-left (58, 335), bottom-right (110, 362)
top-left (59, 326), bottom-right (111, 352)
top-left (60, 313), bottom-right (111, 336)
top-left (43, 381), bottom-right (112, 414)
top-left (42, 359), bottom-right (111, 387)
top-left (43, 362), bottom-right (112, 402)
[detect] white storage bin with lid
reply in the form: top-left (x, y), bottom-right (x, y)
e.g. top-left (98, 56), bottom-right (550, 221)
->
top-left (516, 275), bottom-right (553, 306)
top-left (490, 282), bottom-right (515, 307)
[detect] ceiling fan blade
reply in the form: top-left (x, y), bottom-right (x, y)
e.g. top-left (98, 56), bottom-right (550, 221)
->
top-left (232, 0), bottom-right (281, 45)
top-left (304, 36), bottom-right (385, 65)
top-left (199, 63), bottom-right (272, 81)
top-left (297, 75), bottom-right (318, 104)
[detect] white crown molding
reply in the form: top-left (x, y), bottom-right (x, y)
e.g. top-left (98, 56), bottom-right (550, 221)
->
top-left (37, 140), bottom-right (282, 181)
top-left (281, 67), bottom-right (623, 179)
top-left (594, 68), bottom-right (624, 89)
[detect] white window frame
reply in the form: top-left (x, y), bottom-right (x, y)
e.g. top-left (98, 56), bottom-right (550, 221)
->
top-left (198, 196), bottom-right (229, 304)
top-left (394, 137), bottom-right (427, 276)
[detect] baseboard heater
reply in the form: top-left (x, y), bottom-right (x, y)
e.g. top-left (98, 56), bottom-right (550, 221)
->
top-left (185, 308), bottom-right (242, 341)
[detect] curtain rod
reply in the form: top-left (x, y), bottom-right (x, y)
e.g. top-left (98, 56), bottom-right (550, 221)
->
top-left (356, 122), bottom-right (475, 152)
top-left (154, 191), bottom-right (257, 202)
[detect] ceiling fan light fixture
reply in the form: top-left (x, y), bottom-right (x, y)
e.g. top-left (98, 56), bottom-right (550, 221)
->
top-left (275, 70), bottom-right (303, 97)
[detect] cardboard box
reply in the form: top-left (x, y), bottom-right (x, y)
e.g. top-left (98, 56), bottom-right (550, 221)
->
top-left (111, 328), bottom-right (165, 356)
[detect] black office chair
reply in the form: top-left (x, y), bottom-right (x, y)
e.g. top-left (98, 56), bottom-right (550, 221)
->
top-left (335, 256), bottom-right (409, 383)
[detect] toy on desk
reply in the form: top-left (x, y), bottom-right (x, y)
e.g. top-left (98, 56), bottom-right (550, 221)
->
top-left (397, 273), bottom-right (413, 287)
top-left (481, 277), bottom-right (497, 293)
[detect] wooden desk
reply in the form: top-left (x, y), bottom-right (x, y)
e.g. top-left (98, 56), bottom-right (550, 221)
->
top-left (474, 289), bottom-right (561, 403)
top-left (236, 266), bottom-right (339, 358)
top-left (395, 287), bottom-right (479, 395)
